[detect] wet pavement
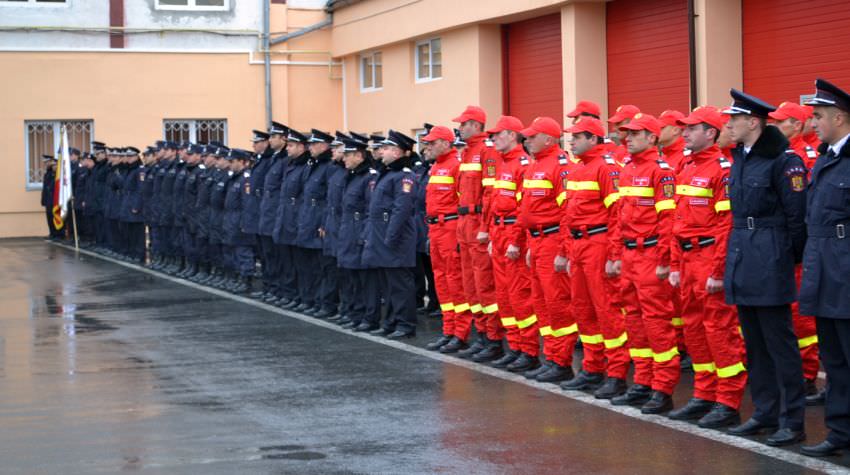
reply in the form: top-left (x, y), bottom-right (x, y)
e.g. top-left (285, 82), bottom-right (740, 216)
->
top-left (0, 238), bottom-right (848, 474)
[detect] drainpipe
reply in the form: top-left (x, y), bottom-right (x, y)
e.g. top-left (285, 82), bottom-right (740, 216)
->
top-left (263, 0), bottom-right (272, 128)
top-left (688, 0), bottom-right (698, 109)
top-left (270, 16), bottom-right (332, 46)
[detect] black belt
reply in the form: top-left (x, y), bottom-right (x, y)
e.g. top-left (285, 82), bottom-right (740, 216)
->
top-left (494, 215), bottom-right (517, 225)
top-left (570, 225), bottom-right (608, 239)
top-left (426, 213), bottom-right (459, 224)
top-left (529, 224), bottom-right (560, 237)
top-left (679, 236), bottom-right (716, 251)
top-left (624, 235), bottom-right (659, 249)
top-left (458, 205), bottom-right (483, 216)
top-left (733, 216), bottom-right (787, 229)
top-left (807, 223), bottom-right (849, 239)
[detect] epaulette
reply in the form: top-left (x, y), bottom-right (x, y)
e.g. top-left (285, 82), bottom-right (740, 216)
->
top-left (683, 149), bottom-right (692, 156)
top-left (604, 154), bottom-right (616, 165)
top-left (558, 154), bottom-right (568, 165)
top-left (519, 156), bottom-right (529, 166)
top-left (718, 156), bottom-right (731, 169)
top-left (402, 167), bottom-right (412, 173)
top-left (656, 159), bottom-right (672, 170)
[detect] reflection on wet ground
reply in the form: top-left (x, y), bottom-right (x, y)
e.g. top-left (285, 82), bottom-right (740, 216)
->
top-left (0, 238), bottom-right (843, 474)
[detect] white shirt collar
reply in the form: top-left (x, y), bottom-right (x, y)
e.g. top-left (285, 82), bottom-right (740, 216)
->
top-left (830, 133), bottom-right (850, 156)
top-left (743, 146), bottom-right (752, 155)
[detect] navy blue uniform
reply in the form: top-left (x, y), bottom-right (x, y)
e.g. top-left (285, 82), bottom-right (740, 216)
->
top-left (194, 164), bottom-right (216, 273)
top-left (726, 125), bottom-right (808, 432)
top-left (171, 161), bottom-right (189, 263)
top-left (224, 169), bottom-right (256, 277)
top-left (93, 160), bottom-right (110, 247)
top-left (183, 163), bottom-right (204, 268)
top-left (105, 164), bottom-right (125, 253)
top-left (255, 148), bottom-right (284, 298)
top-left (209, 169), bottom-right (229, 270)
top-left (41, 166), bottom-right (61, 238)
top-left (412, 158), bottom-right (438, 310)
top-left (363, 157), bottom-right (418, 334)
top-left (323, 161), bottom-right (348, 316)
top-left (274, 152), bottom-right (310, 304)
top-left (119, 163), bottom-right (145, 261)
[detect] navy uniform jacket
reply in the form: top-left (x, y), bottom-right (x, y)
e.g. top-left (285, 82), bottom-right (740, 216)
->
top-left (725, 126), bottom-right (807, 306)
top-left (194, 165), bottom-right (215, 240)
top-left (159, 160), bottom-right (179, 226)
top-left (106, 164), bottom-right (125, 220)
top-left (208, 169), bottom-right (230, 245)
top-left (258, 149), bottom-right (287, 237)
top-left (41, 167), bottom-right (55, 208)
top-left (224, 171), bottom-right (255, 246)
top-left (94, 161), bottom-right (110, 216)
top-left (120, 163), bottom-right (145, 223)
top-left (151, 160), bottom-right (169, 225)
top-left (412, 158), bottom-right (431, 254)
top-left (322, 161), bottom-right (347, 257)
top-left (73, 166), bottom-right (88, 213)
top-left (800, 137), bottom-right (850, 318)
top-left (296, 150), bottom-right (333, 249)
top-left (243, 148), bottom-right (274, 235)
top-left (336, 161), bottom-right (374, 270)
top-left (362, 157), bottom-right (417, 269)
top-left (140, 165), bottom-right (155, 222)
top-left (171, 161), bottom-right (189, 229)
top-left (273, 152), bottom-right (310, 245)
top-left (84, 165), bottom-right (101, 217)
top-left (184, 164), bottom-right (203, 234)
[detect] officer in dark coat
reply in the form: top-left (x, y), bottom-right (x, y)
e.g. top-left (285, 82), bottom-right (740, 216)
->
top-left (320, 132), bottom-right (349, 321)
top-left (276, 129), bottom-right (310, 310)
top-left (92, 144), bottom-right (110, 250)
top-left (191, 146), bottom-right (220, 283)
top-left (223, 149), bottom-right (256, 294)
top-left (166, 144), bottom-right (190, 274)
top-left (40, 156), bottom-right (60, 239)
top-left (178, 145), bottom-right (204, 278)
top-left (208, 146), bottom-right (232, 288)
top-left (799, 79), bottom-right (850, 457)
top-left (74, 153), bottom-right (94, 244)
top-left (335, 138), bottom-right (382, 331)
top-left (257, 122), bottom-right (289, 304)
top-left (243, 129), bottom-right (274, 299)
top-left (363, 130), bottom-right (419, 339)
top-left (105, 149), bottom-right (126, 255)
top-left (722, 89), bottom-right (808, 446)
top-left (119, 147), bottom-right (145, 262)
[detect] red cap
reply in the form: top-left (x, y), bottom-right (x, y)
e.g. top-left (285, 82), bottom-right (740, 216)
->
top-left (659, 109), bottom-right (685, 127)
top-left (677, 105), bottom-right (726, 130)
top-left (520, 116), bottom-right (563, 138)
top-left (486, 115), bottom-right (525, 134)
top-left (768, 101), bottom-right (809, 122)
top-left (566, 117), bottom-right (606, 137)
top-left (421, 125), bottom-right (454, 143)
top-left (619, 112), bottom-right (661, 136)
top-left (608, 104), bottom-right (641, 123)
top-left (802, 104), bottom-right (814, 119)
top-left (452, 105), bottom-right (487, 125)
top-left (567, 100), bottom-right (602, 118)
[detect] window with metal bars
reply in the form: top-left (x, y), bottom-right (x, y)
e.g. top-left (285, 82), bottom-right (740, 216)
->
top-left (25, 120), bottom-right (93, 190)
top-left (163, 119), bottom-right (227, 145)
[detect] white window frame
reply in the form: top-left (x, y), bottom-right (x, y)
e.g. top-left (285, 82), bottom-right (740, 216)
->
top-left (415, 37), bottom-right (442, 84)
top-left (359, 51), bottom-right (383, 93)
top-left (24, 119), bottom-right (94, 191)
top-left (155, 0), bottom-right (229, 12)
top-left (0, 0), bottom-right (69, 7)
top-left (163, 119), bottom-right (228, 144)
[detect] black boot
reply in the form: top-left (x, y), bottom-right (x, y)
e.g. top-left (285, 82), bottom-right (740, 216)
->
top-left (439, 337), bottom-right (468, 354)
top-left (668, 398), bottom-right (714, 421)
top-left (536, 363), bottom-right (574, 383)
top-left (560, 370), bottom-right (604, 391)
top-left (472, 340), bottom-right (504, 362)
top-left (640, 391), bottom-right (673, 414)
top-left (611, 384), bottom-right (652, 406)
top-left (490, 349), bottom-right (519, 369)
top-left (456, 334), bottom-right (486, 359)
top-left (524, 360), bottom-right (552, 379)
top-left (593, 377), bottom-right (627, 399)
top-left (232, 276), bottom-right (250, 294)
top-left (506, 353), bottom-right (539, 373)
top-left (697, 403), bottom-right (740, 429)
top-left (426, 335), bottom-right (453, 351)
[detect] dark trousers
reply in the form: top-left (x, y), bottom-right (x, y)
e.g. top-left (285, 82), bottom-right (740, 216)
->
top-left (44, 207), bottom-right (62, 238)
top-left (338, 268), bottom-right (356, 317)
top-left (95, 213), bottom-right (108, 246)
top-left (127, 222), bottom-right (145, 261)
top-left (279, 244), bottom-right (299, 300)
top-left (415, 252), bottom-right (438, 309)
top-left (294, 247), bottom-right (320, 306)
top-left (258, 235), bottom-right (279, 293)
top-left (381, 267), bottom-right (417, 334)
top-left (318, 254), bottom-right (339, 312)
top-left (171, 226), bottom-right (184, 259)
top-left (354, 268), bottom-right (382, 326)
top-left (737, 304), bottom-right (806, 430)
top-left (108, 218), bottom-right (120, 251)
top-left (816, 317), bottom-right (850, 445)
top-left (226, 244), bottom-right (255, 277)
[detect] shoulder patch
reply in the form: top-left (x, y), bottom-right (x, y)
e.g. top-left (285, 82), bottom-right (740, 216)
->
top-left (519, 156), bottom-right (529, 166)
top-left (805, 146), bottom-right (818, 158)
top-left (656, 159), bottom-right (672, 170)
top-left (718, 156), bottom-right (731, 169)
top-left (604, 154), bottom-right (616, 165)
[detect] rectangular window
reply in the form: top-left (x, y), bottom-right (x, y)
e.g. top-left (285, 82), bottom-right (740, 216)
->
top-left (360, 51), bottom-right (382, 92)
top-left (0, 0), bottom-right (67, 4)
top-left (415, 38), bottom-right (442, 82)
top-left (155, 0), bottom-right (227, 11)
top-left (163, 119), bottom-right (228, 145)
top-left (25, 120), bottom-right (93, 190)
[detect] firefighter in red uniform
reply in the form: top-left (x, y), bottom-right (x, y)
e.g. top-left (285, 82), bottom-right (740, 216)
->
top-left (446, 106), bottom-right (502, 358)
top-left (560, 117), bottom-right (631, 394)
top-left (420, 126), bottom-right (473, 353)
top-left (613, 113), bottom-right (680, 414)
top-left (607, 104), bottom-right (641, 163)
top-left (567, 100), bottom-right (603, 123)
top-left (768, 101), bottom-right (821, 401)
top-left (483, 116), bottom-right (539, 368)
top-left (667, 106), bottom-right (748, 428)
top-left (516, 116), bottom-right (578, 381)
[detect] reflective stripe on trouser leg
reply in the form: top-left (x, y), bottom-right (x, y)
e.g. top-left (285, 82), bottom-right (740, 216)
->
top-left (529, 234), bottom-right (576, 367)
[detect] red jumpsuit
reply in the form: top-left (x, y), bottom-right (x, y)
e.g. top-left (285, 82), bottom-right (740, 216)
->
top-left (426, 150), bottom-right (472, 341)
top-left (672, 145), bottom-right (747, 409)
top-left (518, 144), bottom-right (577, 367)
top-left (618, 148), bottom-right (680, 395)
top-left (457, 133), bottom-right (501, 341)
top-left (562, 145), bottom-right (630, 380)
top-left (787, 135), bottom-right (820, 381)
top-left (661, 138), bottom-right (689, 347)
top-left (489, 144), bottom-right (539, 356)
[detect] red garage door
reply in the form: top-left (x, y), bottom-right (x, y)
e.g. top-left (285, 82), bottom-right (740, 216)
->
top-left (606, 0), bottom-right (690, 116)
top-left (503, 13), bottom-right (563, 126)
top-left (743, 0), bottom-right (850, 105)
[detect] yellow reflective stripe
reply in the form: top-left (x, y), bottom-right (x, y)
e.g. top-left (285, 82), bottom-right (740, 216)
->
top-left (440, 302), bottom-right (454, 312)
top-left (676, 184), bottom-right (714, 197)
top-left (428, 175), bottom-right (455, 184)
top-left (551, 324), bottom-right (578, 337)
top-left (516, 191), bottom-right (522, 202)
top-left (482, 177), bottom-right (496, 187)
top-left (798, 334), bottom-right (819, 348)
top-left (482, 303), bottom-right (499, 314)
top-left (501, 317), bottom-right (517, 327)
top-left (454, 303), bottom-right (470, 313)
top-left (523, 179), bottom-right (553, 189)
top-left (655, 199), bottom-right (676, 212)
top-left (556, 191), bottom-right (567, 206)
top-left (619, 186), bottom-right (654, 197)
top-left (692, 362), bottom-right (716, 373)
top-left (630, 348), bottom-right (653, 358)
top-left (516, 314), bottom-right (538, 329)
top-left (604, 332), bottom-right (628, 349)
top-left (494, 180), bottom-right (517, 190)
top-left (714, 200), bottom-right (731, 212)
top-left (580, 333), bottom-right (604, 344)
top-left (603, 192), bottom-right (620, 208)
top-left (470, 304), bottom-right (483, 313)
top-left (459, 163), bottom-right (482, 172)
top-left (717, 362), bottom-right (747, 378)
top-left (566, 180), bottom-right (600, 191)
top-left (539, 325), bottom-right (553, 336)
top-left (653, 346), bottom-right (680, 363)
top-left (671, 317), bottom-right (684, 327)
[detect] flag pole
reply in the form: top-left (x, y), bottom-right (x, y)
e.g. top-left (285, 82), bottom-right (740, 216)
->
top-left (70, 197), bottom-right (79, 252)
